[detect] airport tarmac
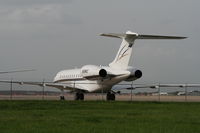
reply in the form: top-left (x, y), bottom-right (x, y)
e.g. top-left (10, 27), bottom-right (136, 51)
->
top-left (1, 94), bottom-right (200, 102)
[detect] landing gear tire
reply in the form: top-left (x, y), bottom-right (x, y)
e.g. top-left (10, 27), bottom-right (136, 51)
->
top-left (60, 96), bottom-right (65, 100)
top-left (75, 92), bottom-right (84, 101)
top-left (106, 92), bottom-right (115, 101)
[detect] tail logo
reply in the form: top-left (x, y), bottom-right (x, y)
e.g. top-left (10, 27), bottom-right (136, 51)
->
top-left (116, 44), bottom-right (130, 62)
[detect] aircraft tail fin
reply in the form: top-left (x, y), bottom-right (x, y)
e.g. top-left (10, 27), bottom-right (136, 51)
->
top-left (101, 31), bottom-right (186, 70)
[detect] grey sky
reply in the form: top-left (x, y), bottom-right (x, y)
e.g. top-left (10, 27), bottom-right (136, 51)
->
top-left (0, 0), bottom-right (199, 84)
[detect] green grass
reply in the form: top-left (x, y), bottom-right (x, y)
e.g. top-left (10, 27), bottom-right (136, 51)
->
top-left (0, 101), bottom-right (200, 133)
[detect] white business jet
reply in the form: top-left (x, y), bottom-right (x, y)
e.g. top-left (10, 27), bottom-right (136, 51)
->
top-left (0, 31), bottom-right (187, 100)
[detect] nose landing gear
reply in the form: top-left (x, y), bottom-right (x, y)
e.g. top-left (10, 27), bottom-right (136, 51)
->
top-left (60, 89), bottom-right (65, 100)
top-left (60, 95), bottom-right (65, 100)
top-left (106, 92), bottom-right (115, 101)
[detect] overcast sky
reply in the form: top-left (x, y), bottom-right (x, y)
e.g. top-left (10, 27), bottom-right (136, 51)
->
top-left (0, 0), bottom-right (199, 84)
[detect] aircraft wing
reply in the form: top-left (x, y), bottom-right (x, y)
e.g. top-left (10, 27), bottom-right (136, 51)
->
top-left (126, 83), bottom-right (200, 89)
top-left (120, 85), bottom-right (159, 90)
top-left (114, 83), bottom-right (200, 90)
top-left (0, 69), bottom-right (35, 74)
top-left (159, 84), bottom-right (200, 88)
top-left (0, 80), bottom-right (81, 91)
top-left (1, 80), bottom-right (200, 92)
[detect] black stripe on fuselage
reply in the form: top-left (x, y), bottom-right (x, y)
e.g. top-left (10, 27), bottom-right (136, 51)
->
top-left (54, 78), bottom-right (85, 83)
top-left (54, 75), bottom-right (101, 83)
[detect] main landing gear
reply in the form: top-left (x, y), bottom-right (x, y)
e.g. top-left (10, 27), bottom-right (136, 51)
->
top-left (75, 92), bottom-right (84, 100)
top-left (59, 89), bottom-right (84, 100)
top-left (60, 89), bottom-right (65, 100)
top-left (60, 95), bottom-right (65, 100)
top-left (106, 92), bottom-right (115, 101)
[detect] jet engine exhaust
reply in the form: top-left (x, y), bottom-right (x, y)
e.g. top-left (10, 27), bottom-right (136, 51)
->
top-left (99, 69), bottom-right (107, 77)
top-left (135, 70), bottom-right (142, 78)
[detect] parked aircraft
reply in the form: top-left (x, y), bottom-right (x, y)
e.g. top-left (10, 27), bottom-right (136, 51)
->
top-left (0, 31), bottom-right (189, 100)
top-left (0, 69), bottom-right (35, 74)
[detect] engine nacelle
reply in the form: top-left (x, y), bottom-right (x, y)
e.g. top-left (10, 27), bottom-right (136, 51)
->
top-left (125, 68), bottom-right (142, 81)
top-left (81, 65), bottom-right (107, 78)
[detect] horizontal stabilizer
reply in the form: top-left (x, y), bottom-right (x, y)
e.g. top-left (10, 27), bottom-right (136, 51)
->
top-left (137, 35), bottom-right (187, 39)
top-left (100, 31), bottom-right (187, 41)
top-left (100, 33), bottom-right (124, 39)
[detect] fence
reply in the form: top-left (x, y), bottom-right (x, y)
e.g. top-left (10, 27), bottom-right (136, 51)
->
top-left (0, 80), bottom-right (200, 102)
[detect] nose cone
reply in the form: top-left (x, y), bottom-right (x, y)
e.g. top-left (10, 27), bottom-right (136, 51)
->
top-left (53, 73), bottom-right (59, 82)
top-left (53, 76), bottom-right (57, 82)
